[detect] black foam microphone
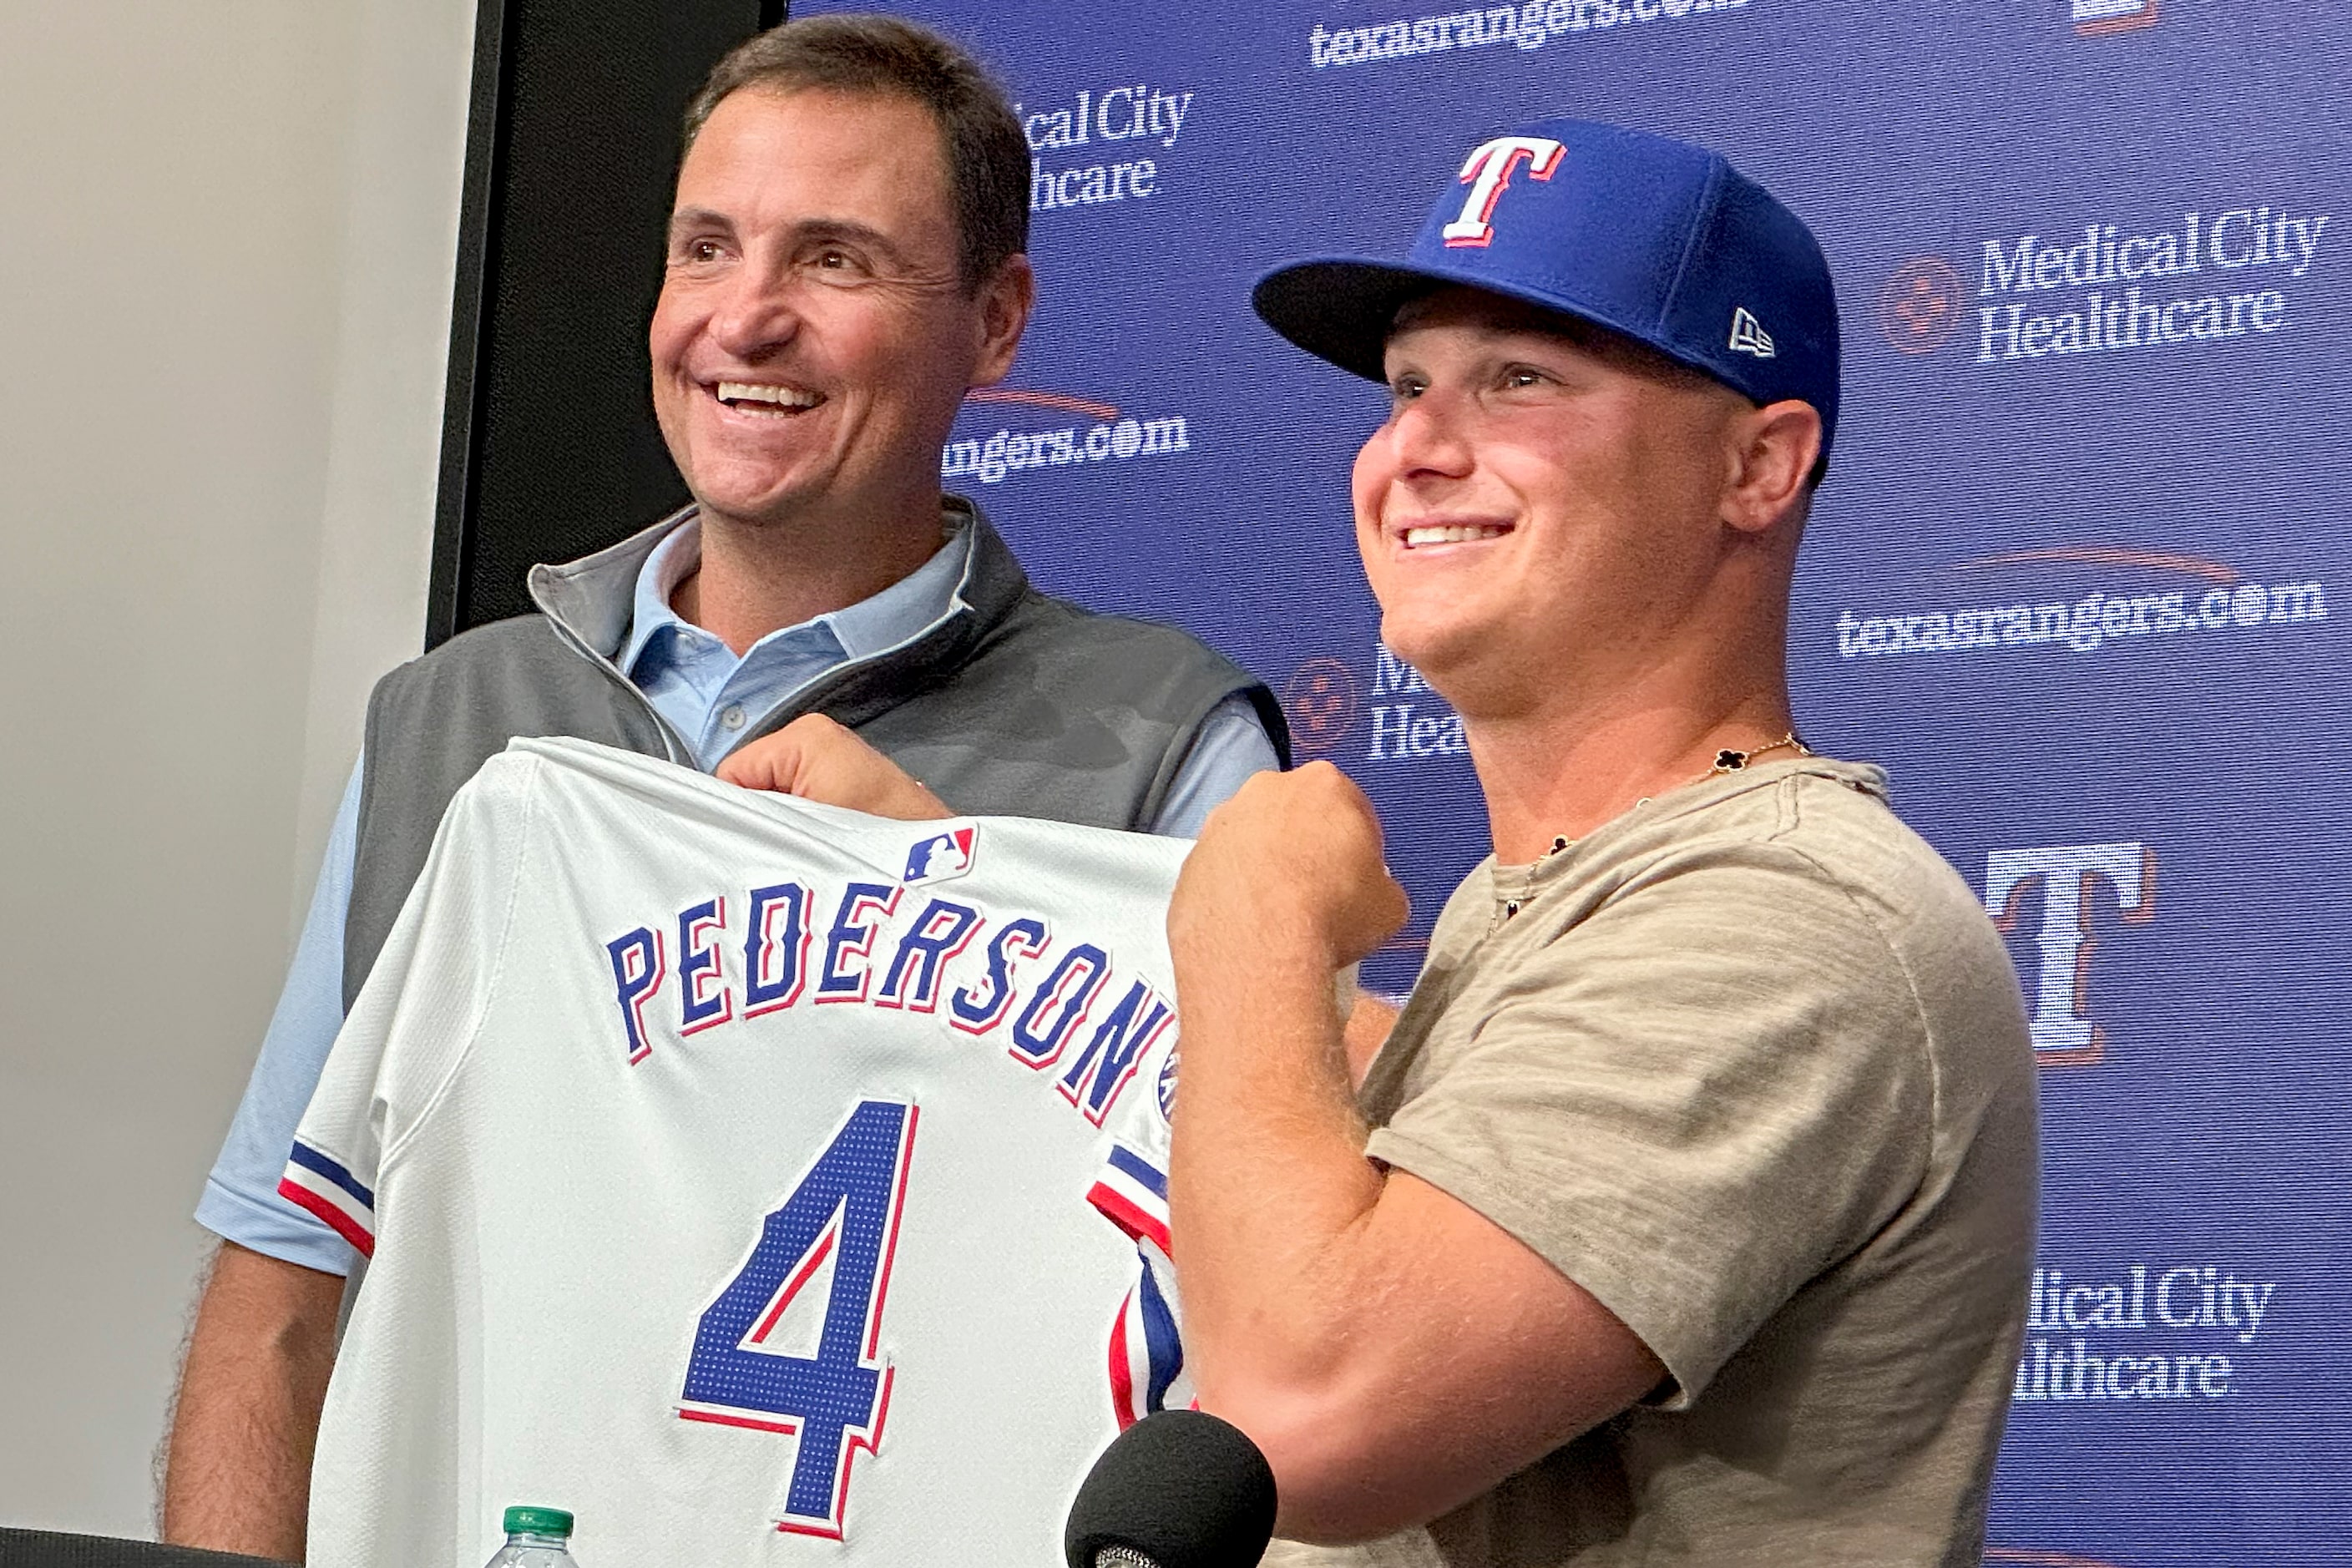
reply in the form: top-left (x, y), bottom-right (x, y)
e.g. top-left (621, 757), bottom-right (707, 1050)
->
top-left (1064, 1409), bottom-right (1279, 1568)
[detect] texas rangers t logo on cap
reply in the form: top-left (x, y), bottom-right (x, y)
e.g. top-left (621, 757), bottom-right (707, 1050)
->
top-left (1442, 135), bottom-right (1565, 248)
top-left (903, 826), bottom-right (977, 886)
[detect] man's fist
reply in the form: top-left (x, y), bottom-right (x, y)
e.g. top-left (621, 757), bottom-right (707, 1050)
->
top-left (716, 714), bottom-right (953, 821)
top-left (1170, 761), bottom-right (1409, 974)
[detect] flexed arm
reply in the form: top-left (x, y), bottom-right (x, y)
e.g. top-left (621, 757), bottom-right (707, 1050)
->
top-left (1166, 765), bottom-right (1661, 1545)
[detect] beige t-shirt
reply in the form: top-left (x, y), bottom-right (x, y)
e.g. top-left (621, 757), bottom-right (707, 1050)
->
top-left (1268, 760), bottom-right (2037, 1568)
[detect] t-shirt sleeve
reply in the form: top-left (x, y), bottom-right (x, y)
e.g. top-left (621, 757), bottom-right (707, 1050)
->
top-left (278, 754), bottom-right (543, 1261)
top-left (1364, 842), bottom-right (1935, 1408)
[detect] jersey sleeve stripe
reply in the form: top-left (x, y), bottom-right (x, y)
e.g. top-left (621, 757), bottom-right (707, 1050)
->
top-left (277, 1171), bottom-right (377, 1257)
top-left (1107, 1284), bottom-right (1144, 1429)
top-left (1136, 1258), bottom-right (1184, 1414)
top-left (1085, 1179), bottom-right (1172, 1256)
top-left (1089, 1143), bottom-right (1173, 1252)
top-left (285, 1139), bottom-right (377, 1207)
top-left (1105, 1144), bottom-right (1169, 1199)
top-left (278, 1143), bottom-right (377, 1257)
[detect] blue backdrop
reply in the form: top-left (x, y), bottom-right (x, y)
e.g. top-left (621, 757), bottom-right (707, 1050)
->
top-left (804, 3), bottom-right (2351, 1562)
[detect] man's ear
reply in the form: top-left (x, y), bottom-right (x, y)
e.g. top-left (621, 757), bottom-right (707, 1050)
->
top-left (1722, 398), bottom-right (1822, 537)
top-left (969, 253), bottom-right (1036, 387)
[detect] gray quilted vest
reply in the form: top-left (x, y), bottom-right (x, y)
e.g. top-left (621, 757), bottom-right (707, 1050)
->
top-left (343, 501), bottom-right (1286, 1007)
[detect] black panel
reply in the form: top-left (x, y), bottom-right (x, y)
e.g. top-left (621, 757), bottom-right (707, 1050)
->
top-left (0, 1530), bottom-right (288, 1568)
top-left (430, 0), bottom-right (787, 646)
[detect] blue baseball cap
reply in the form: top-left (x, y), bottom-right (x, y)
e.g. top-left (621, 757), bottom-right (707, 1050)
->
top-left (1252, 118), bottom-right (1841, 458)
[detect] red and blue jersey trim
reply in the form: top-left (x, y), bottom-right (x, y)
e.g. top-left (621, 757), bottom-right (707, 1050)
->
top-left (1085, 1143), bottom-right (1171, 1256)
top-left (1091, 1143), bottom-right (1183, 1429)
top-left (277, 1140), bottom-right (377, 1257)
top-left (1107, 1252), bottom-right (1185, 1429)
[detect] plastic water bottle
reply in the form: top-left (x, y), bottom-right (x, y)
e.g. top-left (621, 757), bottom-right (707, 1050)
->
top-left (484, 1505), bottom-right (580, 1567)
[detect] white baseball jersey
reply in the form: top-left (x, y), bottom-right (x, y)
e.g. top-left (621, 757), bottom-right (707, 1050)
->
top-left (281, 738), bottom-right (1189, 1568)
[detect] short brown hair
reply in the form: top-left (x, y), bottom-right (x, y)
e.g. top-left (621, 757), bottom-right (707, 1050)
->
top-left (682, 14), bottom-right (1029, 292)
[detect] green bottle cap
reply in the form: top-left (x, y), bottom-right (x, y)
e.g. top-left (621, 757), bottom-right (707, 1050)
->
top-left (503, 1506), bottom-right (574, 1538)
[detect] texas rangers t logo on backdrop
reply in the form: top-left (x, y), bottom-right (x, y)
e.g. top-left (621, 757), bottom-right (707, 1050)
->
top-left (903, 827), bottom-right (978, 886)
top-left (1442, 136), bottom-right (1565, 248)
top-left (1983, 841), bottom-right (2154, 1065)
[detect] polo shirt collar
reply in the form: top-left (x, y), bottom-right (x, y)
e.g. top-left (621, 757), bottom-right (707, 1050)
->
top-left (529, 502), bottom-right (977, 670)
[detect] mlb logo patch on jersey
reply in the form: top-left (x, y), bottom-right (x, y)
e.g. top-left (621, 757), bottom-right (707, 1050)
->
top-left (903, 826), bottom-right (978, 886)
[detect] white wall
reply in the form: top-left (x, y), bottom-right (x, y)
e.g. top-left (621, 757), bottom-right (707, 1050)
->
top-left (0, 1), bottom-right (474, 1537)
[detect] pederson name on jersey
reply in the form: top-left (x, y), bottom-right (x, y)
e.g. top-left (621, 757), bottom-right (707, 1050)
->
top-left (604, 873), bottom-right (1177, 1130)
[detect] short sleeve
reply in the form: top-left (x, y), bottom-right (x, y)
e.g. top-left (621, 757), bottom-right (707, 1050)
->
top-left (279, 754), bottom-right (543, 1260)
top-left (1145, 693), bottom-right (1282, 839)
top-left (1364, 842), bottom-right (1935, 1407)
top-left (198, 758), bottom-right (366, 1272)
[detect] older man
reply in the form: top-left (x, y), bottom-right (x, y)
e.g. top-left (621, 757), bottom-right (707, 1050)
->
top-left (1166, 121), bottom-right (2038, 1565)
top-left (161, 16), bottom-right (1278, 1557)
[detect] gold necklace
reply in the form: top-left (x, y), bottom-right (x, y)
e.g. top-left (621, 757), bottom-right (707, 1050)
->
top-left (1537, 731), bottom-right (1812, 862)
top-left (1706, 731), bottom-right (1810, 778)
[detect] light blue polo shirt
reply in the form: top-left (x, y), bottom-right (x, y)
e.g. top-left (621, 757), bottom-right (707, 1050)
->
top-left (196, 520), bottom-right (1278, 1272)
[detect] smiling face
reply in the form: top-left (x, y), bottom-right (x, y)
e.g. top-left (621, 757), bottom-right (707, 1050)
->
top-left (650, 87), bottom-right (1029, 538)
top-left (1352, 288), bottom-right (1768, 721)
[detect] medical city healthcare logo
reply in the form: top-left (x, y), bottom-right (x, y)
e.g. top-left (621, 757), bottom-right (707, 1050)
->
top-left (1281, 645), bottom-right (1472, 767)
top-left (1879, 196), bottom-right (2332, 369)
top-left (1879, 257), bottom-right (1964, 354)
top-left (2008, 1253), bottom-right (2288, 1409)
top-left (940, 387), bottom-right (1192, 489)
top-left (1014, 78), bottom-right (1199, 218)
top-left (1282, 658), bottom-right (1361, 759)
top-left (1358, 645), bottom-right (1468, 763)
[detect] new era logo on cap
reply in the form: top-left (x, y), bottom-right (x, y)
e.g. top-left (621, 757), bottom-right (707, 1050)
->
top-left (1729, 307), bottom-right (1777, 358)
top-left (903, 826), bottom-right (976, 886)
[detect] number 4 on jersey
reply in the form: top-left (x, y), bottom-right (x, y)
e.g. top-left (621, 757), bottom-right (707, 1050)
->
top-left (678, 1098), bottom-right (918, 1539)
